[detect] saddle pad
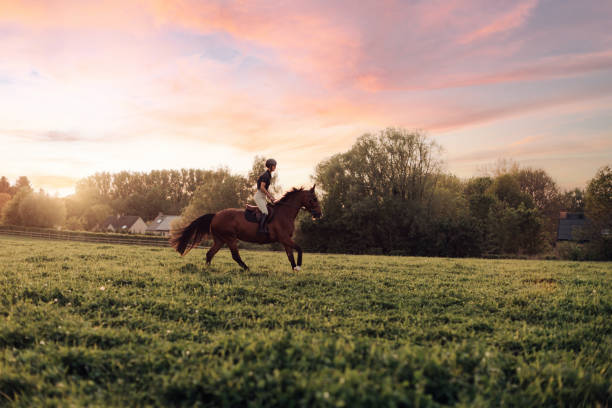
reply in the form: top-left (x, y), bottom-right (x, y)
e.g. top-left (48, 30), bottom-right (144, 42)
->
top-left (244, 209), bottom-right (258, 223)
top-left (244, 207), bottom-right (275, 224)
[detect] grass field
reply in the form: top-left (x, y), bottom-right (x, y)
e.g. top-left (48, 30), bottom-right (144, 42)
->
top-left (0, 236), bottom-right (610, 407)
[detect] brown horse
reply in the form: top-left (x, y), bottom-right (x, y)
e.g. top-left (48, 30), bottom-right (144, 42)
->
top-left (170, 186), bottom-right (322, 270)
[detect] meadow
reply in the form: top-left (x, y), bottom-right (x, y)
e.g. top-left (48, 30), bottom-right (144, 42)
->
top-left (0, 235), bottom-right (610, 407)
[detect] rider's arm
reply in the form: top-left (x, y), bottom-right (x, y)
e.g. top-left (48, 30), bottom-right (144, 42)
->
top-left (259, 182), bottom-right (275, 201)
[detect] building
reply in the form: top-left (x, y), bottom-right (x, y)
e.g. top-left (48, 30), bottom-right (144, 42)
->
top-left (557, 212), bottom-right (589, 241)
top-left (99, 215), bottom-right (148, 234)
top-left (146, 213), bottom-right (181, 237)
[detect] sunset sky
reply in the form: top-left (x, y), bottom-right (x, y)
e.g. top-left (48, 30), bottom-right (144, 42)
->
top-left (1, 0), bottom-right (611, 196)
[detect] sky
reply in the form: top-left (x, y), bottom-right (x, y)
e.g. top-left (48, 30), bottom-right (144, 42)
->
top-left (1, 0), bottom-right (611, 196)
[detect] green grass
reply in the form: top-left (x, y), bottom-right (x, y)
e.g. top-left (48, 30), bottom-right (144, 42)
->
top-left (0, 236), bottom-right (610, 407)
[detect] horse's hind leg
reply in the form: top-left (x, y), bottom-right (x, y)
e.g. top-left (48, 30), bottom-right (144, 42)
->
top-left (227, 240), bottom-right (249, 270)
top-left (206, 236), bottom-right (224, 266)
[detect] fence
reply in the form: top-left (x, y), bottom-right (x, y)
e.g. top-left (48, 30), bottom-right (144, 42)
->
top-left (0, 226), bottom-right (173, 248)
top-left (0, 226), bottom-right (277, 251)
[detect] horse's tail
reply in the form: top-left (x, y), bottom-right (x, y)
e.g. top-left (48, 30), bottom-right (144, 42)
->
top-left (169, 213), bottom-right (215, 256)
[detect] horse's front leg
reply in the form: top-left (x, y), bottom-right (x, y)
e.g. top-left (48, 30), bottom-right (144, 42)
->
top-left (281, 237), bottom-right (302, 271)
top-left (295, 243), bottom-right (302, 267)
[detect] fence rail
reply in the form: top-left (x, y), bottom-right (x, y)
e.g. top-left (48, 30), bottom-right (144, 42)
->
top-left (0, 227), bottom-right (174, 248)
top-left (0, 226), bottom-right (278, 251)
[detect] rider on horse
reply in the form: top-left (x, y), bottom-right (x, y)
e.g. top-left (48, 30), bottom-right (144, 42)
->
top-left (254, 158), bottom-right (277, 233)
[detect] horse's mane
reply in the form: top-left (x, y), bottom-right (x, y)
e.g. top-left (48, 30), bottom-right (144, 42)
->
top-left (276, 187), bottom-right (305, 204)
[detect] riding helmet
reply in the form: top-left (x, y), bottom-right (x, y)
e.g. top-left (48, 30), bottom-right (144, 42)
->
top-left (265, 158), bottom-right (277, 168)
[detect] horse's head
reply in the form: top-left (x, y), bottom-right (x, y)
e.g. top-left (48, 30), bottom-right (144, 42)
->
top-left (301, 185), bottom-right (322, 219)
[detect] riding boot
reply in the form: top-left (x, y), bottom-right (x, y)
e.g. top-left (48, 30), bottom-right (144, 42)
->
top-left (258, 213), bottom-right (268, 234)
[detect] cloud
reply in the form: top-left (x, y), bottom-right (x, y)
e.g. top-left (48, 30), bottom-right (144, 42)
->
top-left (459, 0), bottom-right (538, 44)
top-left (39, 131), bottom-right (82, 142)
top-left (449, 133), bottom-right (612, 164)
top-left (424, 83), bottom-right (612, 133)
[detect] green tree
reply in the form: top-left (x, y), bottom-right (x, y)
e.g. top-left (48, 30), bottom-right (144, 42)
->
top-left (179, 168), bottom-right (251, 228)
top-left (516, 168), bottom-right (561, 244)
top-left (18, 192), bottom-right (66, 228)
top-left (488, 203), bottom-right (545, 255)
top-left (83, 204), bottom-right (113, 231)
top-left (584, 165), bottom-right (612, 259)
top-left (490, 174), bottom-right (533, 208)
top-left (585, 165), bottom-right (612, 229)
top-left (464, 177), bottom-right (495, 220)
top-left (516, 168), bottom-right (559, 212)
top-left (560, 188), bottom-right (585, 212)
top-left (1, 187), bottom-right (32, 225)
top-left (73, 169), bottom-right (218, 221)
top-left (300, 128), bottom-right (444, 254)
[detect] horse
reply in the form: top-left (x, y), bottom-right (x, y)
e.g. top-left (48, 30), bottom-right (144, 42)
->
top-left (170, 186), bottom-right (322, 271)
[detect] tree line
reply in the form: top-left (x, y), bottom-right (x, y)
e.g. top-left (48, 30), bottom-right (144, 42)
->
top-left (0, 156), bottom-right (279, 231)
top-left (1, 129), bottom-right (609, 259)
top-left (296, 129), bottom-right (609, 259)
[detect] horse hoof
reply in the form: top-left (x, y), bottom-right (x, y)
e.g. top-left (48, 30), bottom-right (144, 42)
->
top-left (293, 266), bottom-right (301, 271)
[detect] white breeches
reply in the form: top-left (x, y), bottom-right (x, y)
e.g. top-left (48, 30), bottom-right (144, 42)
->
top-left (254, 190), bottom-right (268, 215)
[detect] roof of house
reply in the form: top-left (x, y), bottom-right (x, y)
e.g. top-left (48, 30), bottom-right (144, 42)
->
top-left (147, 214), bottom-right (180, 232)
top-left (101, 215), bottom-right (143, 231)
top-left (557, 212), bottom-right (588, 241)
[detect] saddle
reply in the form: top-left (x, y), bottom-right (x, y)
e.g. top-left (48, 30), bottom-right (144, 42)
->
top-left (244, 204), bottom-right (275, 224)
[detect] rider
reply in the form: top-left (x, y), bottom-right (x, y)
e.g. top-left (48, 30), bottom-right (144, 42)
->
top-left (255, 158), bottom-right (277, 233)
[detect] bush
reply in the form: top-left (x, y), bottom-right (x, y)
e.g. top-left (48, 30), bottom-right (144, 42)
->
top-left (555, 242), bottom-right (585, 261)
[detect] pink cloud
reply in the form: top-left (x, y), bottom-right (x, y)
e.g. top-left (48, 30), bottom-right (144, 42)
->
top-left (2, 0), bottom-right (609, 92)
top-left (423, 84), bottom-right (612, 133)
top-left (459, 0), bottom-right (538, 44)
top-left (449, 133), bottom-right (612, 164)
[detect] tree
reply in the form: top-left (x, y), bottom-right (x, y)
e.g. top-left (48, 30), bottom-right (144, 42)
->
top-left (64, 216), bottom-right (85, 231)
top-left (516, 168), bottom-right (561, 244)
top-left (18, 192), bottom-right (66, 228)
top-left (490, 174), bottom-right (533, 208)
top-left (583, 165), bottom-right (612, 260)
top-left (0, 177), bottom-right (10, 194)
top-left (516, 168), bottom-right (560, 212)
top-left (73, 169), bottom-right (220, 222)
top-left (464, 177), bottom-right (495, 220)
top-left (488, 202), bottom-right (545, 255)
top-left (1, 189), bottom-right (30, 225)
top-left (9, 176), bottom-right (32, 196)
top-left (178, 168), bottom-right (251, 228)
top-left (299, 128), bottom-right (444, 254)
top-left (560, 188), bottom-right (585, 212)
top-left (0, 193), bottom-right (11, 214)
top-left (585, 165), bottom-right (612, 229)
top-left (83, 204), bottom-right (113, 230)
top-left (479, 158), bottom-right (520, 178)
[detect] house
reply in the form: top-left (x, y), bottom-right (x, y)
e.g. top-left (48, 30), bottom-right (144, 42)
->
top-left (557, 212), bottom-right (589, 241)
top-left (100, 215), bottom-right (148, 234)
top-left (146, 213), bottom-right (181, 237)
